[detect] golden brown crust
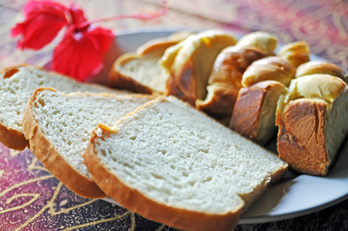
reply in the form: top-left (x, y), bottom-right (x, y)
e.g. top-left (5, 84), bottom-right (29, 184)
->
top-left (230, 81), bottom-right (287, 144)
top-left (165, 59), bottom-right (198, 106)
top-left (208, 46), bottom-right (265, 88)
top-left (229, 84), bottom-right (265, 141)
top-left (196, 84), bottom-right (239, 119)
top-left (276, 99), bottom-right (328, 175)
top-left (108, 57), bottom-right (153, 94)
top-left (296, 61), bottom-right (348, 83)
top-left (242, 56), bottom-right (296, 87)
top-left (0, 123), bottom-right (29, 150)
top-left (84, 128), bottom-right (243, 231)
top-left (22, 88), bottom-right (106, 198)
top-left (278, 41), bottom-right (310, 68)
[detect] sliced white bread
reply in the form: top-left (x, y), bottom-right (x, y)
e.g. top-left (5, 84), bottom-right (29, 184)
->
top-left (0, 65), bottom-right (128, 151)
top-left (108, 32), bottom-right (192, 94)
top-left (22, 88), bottom-right (153, 198)
top-left (84, 96), bottom-right (288, 231)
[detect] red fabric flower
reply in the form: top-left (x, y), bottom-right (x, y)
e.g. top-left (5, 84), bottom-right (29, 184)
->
top-left (11, 0), bottom-right (68, 50)
top-left (52, 25), bottom-right (114, 81)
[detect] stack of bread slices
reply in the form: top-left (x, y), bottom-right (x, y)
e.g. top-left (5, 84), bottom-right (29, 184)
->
top-left (1, 30), bottom-right (347, 231)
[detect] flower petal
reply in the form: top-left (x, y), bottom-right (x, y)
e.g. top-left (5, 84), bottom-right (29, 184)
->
top-left (52, 25), bottom-right (114, 81)
top-left (66, 3), bottom-right (87, 26)
top-left (11, 0), bottom-right (68, 50)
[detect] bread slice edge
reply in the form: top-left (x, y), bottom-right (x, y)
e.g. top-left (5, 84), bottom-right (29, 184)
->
top-left (22, 88), bottom-right (106, 198)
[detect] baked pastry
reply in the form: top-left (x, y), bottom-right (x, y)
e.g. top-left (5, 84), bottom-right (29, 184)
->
top-left (229, 56), bottom-right (296, 144)
top-left (84, 96), bottom-right (288, 231)
top-left (22, 88), bottom-right (153, 198)
top-left (276, 74), bottom-right (348, 175)
top-left (108, 32), bottom-right (192, 94)
top-left (160, 30), bottom-right (237, 105)
top-left (278, 41), bottom-right (310, 68)
top-left (0, 64), bottom-right (127, 150)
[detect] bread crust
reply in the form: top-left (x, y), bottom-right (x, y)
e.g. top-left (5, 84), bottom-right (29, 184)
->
top-left (208, 46), bottom-right (265, 88)
top-left (276, 99), bottom-right (328, 175)
top-left (165, 59), bottom-right (197, 106)
top-left (22, 88), bottom-right (107, 198)
top-left (84, 128), bottom-right (243, 231)
top-left (196, 84), bottom-right (239, 119)
top-left (0, 123), bottom-right (29, 150)
top-left (230, 81), bottom-right (286, 144)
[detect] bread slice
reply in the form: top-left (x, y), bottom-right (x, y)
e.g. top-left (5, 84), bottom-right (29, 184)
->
top-left (230, 81), bottom-right (287, 144)
top-left (276, 74), bottom-right (348, 175)
top-left (0, 65), bottom-right (128, 151)
top-left (108, 32), bottom-right (192, 94)
top-left (229, 57), bottom-right (295, 144)
top-left (160, 30), bottom-right (237, 105)
top-left (22, 88), bottom-right (153, 198)
top-left (84, 96), bottom-right (288, 231)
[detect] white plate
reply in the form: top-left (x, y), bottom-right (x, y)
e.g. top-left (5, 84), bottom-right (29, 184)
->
top-left (106, 29), bottom-right (348, 224)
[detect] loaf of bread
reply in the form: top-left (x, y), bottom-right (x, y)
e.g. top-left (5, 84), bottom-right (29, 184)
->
top-left (22, 88), bottom-right (153, 198)
top-left (230, 57), bottom-right (296, 144)
top-left (276, 72), bottom-right (348, 175)
top-left (84, 96), bottom-right (288, 231)
top-left (160, 30), bottom-right (237, 105)
top-left (0, 65), bottom-right (128, 150)
top-left (108, 32), bottom-right (191, 94)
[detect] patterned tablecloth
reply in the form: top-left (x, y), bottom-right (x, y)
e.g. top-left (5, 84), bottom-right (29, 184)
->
top-left (1, 0), bottom-right (348, 230)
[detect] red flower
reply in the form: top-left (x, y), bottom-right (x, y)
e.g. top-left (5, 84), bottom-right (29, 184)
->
top-left (52, 24), bottom-right (114, 81)
top-left (11, 0), bottom-right (167, 81)
top-left (11, 0), bottom-right (68, 50)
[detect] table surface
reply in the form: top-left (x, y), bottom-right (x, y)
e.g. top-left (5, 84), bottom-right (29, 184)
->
top-left (1, 0), bottom-right (348, 230)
